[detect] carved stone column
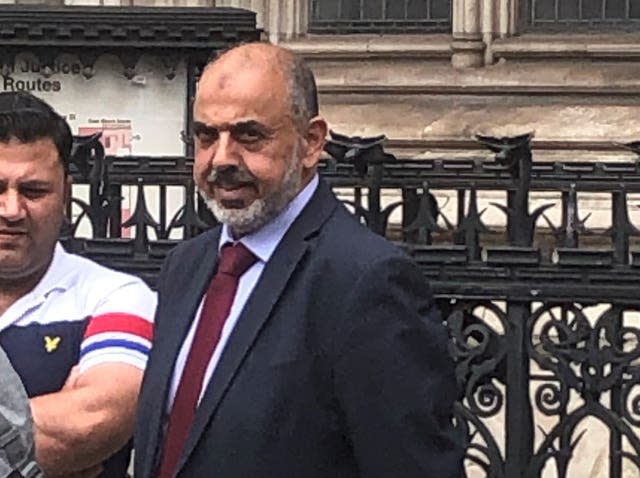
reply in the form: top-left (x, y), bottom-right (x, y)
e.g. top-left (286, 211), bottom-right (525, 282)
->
top-left (216, 0), bottom-right (266, 29)
top-left (480, 0), bottom-right (519, 64)
top-left (497, 0), bottom-right (519, 37)
top-left (451, 0), bottom-right (485, 68)
top-left (215, 0), bottom-right (306, 42)
top-left (264, 0), bottom-right (307, 42)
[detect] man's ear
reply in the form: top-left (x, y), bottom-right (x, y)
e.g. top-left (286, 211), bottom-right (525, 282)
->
top-left (301, 116), bottom-right (328, 170)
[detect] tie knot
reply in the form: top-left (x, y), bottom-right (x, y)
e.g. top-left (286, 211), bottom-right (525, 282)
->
top-left (218, 243), bottom-right (257, 277)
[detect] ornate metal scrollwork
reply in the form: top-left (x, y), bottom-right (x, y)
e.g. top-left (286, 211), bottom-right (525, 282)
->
top-left (447, 302), bottom-right (507, 418)
top-left (526, 303), bottom-right (640, 476)
top-left (61, 130), bottom-right (640, 477)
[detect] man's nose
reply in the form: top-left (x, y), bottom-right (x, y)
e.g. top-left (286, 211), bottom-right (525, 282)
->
top-left (0, 190), bottom-right (26, 221)
top-left (210, 132), bottom-right (242, 169)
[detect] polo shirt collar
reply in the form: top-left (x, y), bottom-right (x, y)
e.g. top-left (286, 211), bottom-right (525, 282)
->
top-left (28, 243), bottom-right (76, 300)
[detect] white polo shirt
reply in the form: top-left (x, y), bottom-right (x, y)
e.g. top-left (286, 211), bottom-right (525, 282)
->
top-left (0, 243), bottom-right (157, 398)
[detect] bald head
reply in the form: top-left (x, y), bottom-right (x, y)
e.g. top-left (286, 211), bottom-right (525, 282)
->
top-left (198, 43), bottom-right (319, 131)
top-left (192, 42), bottom-right (328, 237)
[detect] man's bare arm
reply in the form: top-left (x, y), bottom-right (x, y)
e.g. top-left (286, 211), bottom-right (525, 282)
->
top-left (30, 363), bottom-right (143, 476)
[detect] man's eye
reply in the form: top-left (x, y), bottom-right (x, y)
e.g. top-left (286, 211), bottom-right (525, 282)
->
top-left (194, 125), bottom-right (219, 146)
top-left (196, 132), bottom-right (218, 146)
top-left (233, 129), bottom-right (265, 144)
top-left (21, 189), bottom-right (48, 199)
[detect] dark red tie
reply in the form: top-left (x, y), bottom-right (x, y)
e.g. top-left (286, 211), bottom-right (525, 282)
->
top-left (157, 242), bottom-right (257, 478)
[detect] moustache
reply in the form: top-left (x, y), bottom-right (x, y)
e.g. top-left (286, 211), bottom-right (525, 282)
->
top-left (207, 167), bottom-right (257, 188)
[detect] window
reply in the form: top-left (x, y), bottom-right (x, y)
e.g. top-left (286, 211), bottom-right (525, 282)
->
top-left (309, 0), bottom-right (452, 34)
top-left (525, 0), bottom-right (640, 29)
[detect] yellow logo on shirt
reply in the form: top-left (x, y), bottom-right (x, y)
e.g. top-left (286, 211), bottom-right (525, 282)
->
top-left (44, 336), bottom-right (61, 353)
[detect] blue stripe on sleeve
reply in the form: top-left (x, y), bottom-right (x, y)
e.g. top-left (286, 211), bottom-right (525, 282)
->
top-left (80, 339), bottom-right (151, 358)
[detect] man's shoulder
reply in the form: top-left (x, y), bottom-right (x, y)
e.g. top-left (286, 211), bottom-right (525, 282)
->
top-left (295, 204), bottom-right (414, 294)
top-left (60, 249), bottom-right (152, 294)
top-left (318, 205), bottom-right (405, 264)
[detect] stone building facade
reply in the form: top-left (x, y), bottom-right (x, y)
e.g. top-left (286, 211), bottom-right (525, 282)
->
top-left (213, 0), bottom-right (640, 163)
top-left (202, 0), bottom-right (640, 249)
top-left (4, 0), bottom-right (640, 160)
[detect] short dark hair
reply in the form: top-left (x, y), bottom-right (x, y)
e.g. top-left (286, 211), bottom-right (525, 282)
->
top-left (289, 53), bottom-right (319, 131)
top-left (0, 92), bottom-right (72, 174)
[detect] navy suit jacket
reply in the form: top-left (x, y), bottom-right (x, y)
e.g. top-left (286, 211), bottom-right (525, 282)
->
top-left (134, 179), bottom-right (463, 478)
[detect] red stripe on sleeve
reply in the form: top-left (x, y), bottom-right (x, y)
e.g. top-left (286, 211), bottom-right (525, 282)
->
top-left (84, 313), bottom-right (154, 341)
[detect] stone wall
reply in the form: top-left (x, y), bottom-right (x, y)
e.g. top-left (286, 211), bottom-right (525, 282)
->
top-left (9, 0), bottom-right (640, 163)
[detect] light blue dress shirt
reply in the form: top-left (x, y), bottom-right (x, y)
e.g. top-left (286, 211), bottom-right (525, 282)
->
top-left (168, 174), bottom-right (319, 407)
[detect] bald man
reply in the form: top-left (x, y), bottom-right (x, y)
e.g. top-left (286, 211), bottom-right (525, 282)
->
top-left (135, 42), bottom-right (463, 478)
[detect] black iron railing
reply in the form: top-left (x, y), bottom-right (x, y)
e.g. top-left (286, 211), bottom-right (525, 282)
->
top-left (63, 132), bottom-right (640, 477)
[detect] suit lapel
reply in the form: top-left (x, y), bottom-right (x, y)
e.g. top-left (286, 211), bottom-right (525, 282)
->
top-left (177, 179), bottom-right (339, 473)
top-left (143, 228), bottom-right (221, 478)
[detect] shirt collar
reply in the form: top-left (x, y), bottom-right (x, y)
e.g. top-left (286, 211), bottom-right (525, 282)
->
top-left (219, 174), bottom-right (319, 263)
top-left (28, 243), bottom-right (76, 299)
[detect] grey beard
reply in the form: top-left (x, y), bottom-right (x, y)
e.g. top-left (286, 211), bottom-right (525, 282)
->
top-left (200, 156), bottom-right (302, 238)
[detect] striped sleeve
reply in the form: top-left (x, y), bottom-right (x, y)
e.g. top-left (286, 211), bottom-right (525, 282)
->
top-left (80, 313), bottom-right (154, 371)
top-left (79, 280), bottom-right (157, 372)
